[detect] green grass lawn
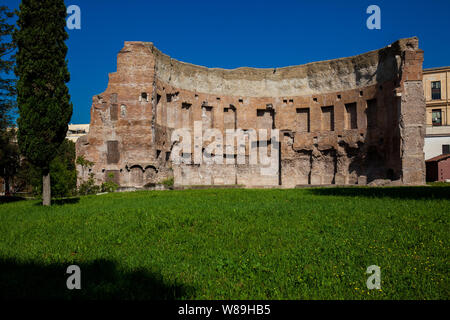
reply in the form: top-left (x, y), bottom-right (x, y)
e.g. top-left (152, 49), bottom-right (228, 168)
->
top-left (0, 186), bottom-right (448, 300)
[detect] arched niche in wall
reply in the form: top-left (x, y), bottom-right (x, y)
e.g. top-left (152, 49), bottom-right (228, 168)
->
top-left (130, 165), bottom-right (144, 186)
top-left (144, 165), bottom-right (158, 184)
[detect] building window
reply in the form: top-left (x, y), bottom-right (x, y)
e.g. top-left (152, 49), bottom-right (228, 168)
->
top-left (443, 145), bottom-right (450, 155)
top-left (431, 81), bottom-right (441, 100)
top-left (432, 109), bottom-right (442, 126)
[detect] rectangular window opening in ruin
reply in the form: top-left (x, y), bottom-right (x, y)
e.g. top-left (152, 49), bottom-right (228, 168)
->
top-left (120, 104), bottom-right (127, 118)
top-left (224, 105), bottom-right (237, 130)
top-left (202, 106), bottom-right (213, 130)
top-left (344, 103), bottom-right (357, 129)
top-left (141, 92), bottom-right (148, 102)
top-left (106, 141), bottom-right (120, 164)
top-left (321, 106), bottom-right (334, 131)
top-left (156, 94), bottom-right (162, 125)
top-left (166, 94), bottom-right (172, 103)
top-left (181, 102), bottom-right (193, 128)
top-left (165, 152), bottom-right (171, 162)
top-left (296, 108), bottom-right (310, 133)
top-left (156, 149), bottom-right (161, 158)
top-left (110, 104), bottom-right (118, 121)
top-left (257, 109), bottom-right (275, 130)
top-left (366, 99), bottom-right (377, 128)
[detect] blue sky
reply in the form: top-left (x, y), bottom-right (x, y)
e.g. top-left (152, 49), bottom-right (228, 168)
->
top-left (4, 0), bottom-right (450, 124)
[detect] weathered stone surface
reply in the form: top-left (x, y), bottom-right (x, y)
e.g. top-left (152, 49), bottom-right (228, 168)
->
top-left (76, 37), bottom-right (426, 188)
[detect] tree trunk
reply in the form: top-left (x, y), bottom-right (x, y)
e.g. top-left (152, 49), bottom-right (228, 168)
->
top-left (4, 177), bottom-right (10, 197)
top-left (42, 172), bottom-right (51, 206)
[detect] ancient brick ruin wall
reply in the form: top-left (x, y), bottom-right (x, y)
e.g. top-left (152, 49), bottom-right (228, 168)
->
top-left (76, 37), bottom-right (426, 188)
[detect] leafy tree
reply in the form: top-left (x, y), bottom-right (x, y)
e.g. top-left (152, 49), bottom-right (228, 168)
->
top-left (46, 139), bottom-right (76, 197)
top-left (11, 156), bottom-right (33, 193)
top-left (0, 129), bottom-right (20, 195)
top-left (14, 0), bottom-right (73, 205)
top-left (17, 139), bottom-right (77, 197)
top-left (75, 155), bottom-right (93, 178)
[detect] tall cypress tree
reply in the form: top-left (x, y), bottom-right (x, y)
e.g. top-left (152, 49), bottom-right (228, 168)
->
top-left (0, 6), bottom-right (17, 196)
top-left (0, 6), bottom-right (16, 130)
top-left (14, 0), bottom-right (72, 206)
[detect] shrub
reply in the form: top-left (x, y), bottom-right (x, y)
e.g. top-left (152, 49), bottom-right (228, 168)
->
top-left (160, 177), bottom-right (174, 189)
top-left (101, 173), bottom-right (118, 193)
top-left (78, 173), bottom-right (100, 195)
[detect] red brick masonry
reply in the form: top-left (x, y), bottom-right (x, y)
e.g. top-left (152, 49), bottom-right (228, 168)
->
top-left (76, 37), bottom-right (426, 188)
top-left (426, 154), bottom-right (450, 182)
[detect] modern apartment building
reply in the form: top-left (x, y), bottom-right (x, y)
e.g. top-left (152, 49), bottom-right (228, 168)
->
top-left (423, 66), bottom-right (450, 160)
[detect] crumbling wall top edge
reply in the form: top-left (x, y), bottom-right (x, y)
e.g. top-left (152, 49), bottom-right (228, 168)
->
top-left (123, 37), bottom-right (419, 74)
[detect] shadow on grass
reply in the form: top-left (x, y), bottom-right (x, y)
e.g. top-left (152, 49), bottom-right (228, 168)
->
top-left (0, 196), bottom-right (26, 204)
top-left (0, 258), bottom-right (193, 300)
top-left (32, 197), bottom-right (81, 206)
top-left (306, 186), bottom-right (450, 200)
top-left (52, 197), bottom-right (80, 206)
